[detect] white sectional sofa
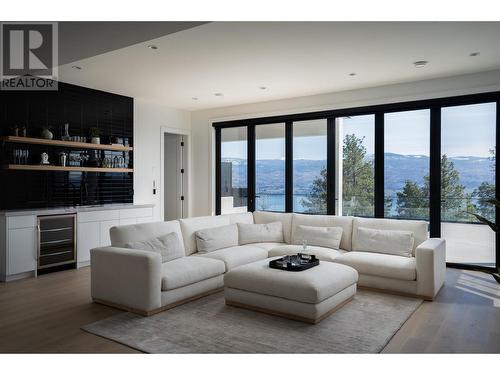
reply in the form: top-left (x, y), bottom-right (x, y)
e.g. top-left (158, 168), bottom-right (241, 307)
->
top-left (90, 211), bottom-right (446, 316)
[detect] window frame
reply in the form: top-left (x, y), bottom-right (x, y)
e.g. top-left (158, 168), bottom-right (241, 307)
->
top-left (213, 91), bottom-right (500, 272)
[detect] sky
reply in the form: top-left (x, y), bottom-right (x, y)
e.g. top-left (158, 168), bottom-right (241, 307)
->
top-left (221, 102), bottom-right (496, 160)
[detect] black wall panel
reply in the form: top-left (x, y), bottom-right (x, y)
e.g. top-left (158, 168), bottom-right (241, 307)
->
top-left (0, 81), bottom-right (133, 210)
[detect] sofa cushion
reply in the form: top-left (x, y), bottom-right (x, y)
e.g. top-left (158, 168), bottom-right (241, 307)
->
top-left (224, 212), bottom-right (254, 224)
top-left (195, 224), bottom-right (238, 254)
top-left (355, 227), bottom-right (414, 257)
top-left (291, 213), bottom-right (354, 251)
top-left (110, 220), bottom-right (185, 254)
top-left (253, 211), bottom-right (293, 244)
top-left (125, 232), bottom-right (184, 263)
top-left (180, 215), bottom-right (231, 255)
top-left (268, 245), bottom-right (346, 262)
top-left (333, 251), bottom-right (416, 281)
top-left (352, 217), bottom-right (427, 255)
top-left (237, 222), bottom-right (283, 245)
top-left (293, 225), bottom-right (343, 250)
top-left (161, 257), bottom-right (225, 291)
top-left (198, 245), bottom-right (268, 271)
top-left (250, 242), bottom-right (284, 251)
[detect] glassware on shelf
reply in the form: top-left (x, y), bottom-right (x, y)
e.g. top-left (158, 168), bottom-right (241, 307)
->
top-left (62, 123), bottom-right (71, 141)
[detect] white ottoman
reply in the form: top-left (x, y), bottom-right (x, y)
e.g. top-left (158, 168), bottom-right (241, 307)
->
top-left (224, 258), bottom-right (358, 324)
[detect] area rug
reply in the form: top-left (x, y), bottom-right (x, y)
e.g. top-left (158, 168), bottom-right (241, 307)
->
top-left (82, 290), bottom-right (422, 353)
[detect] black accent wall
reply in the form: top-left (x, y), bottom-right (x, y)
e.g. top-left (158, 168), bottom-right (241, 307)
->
top-left (0, 81), bottom-right (134, 210)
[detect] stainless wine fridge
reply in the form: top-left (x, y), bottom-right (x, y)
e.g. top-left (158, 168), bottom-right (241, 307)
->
top-left (37, 214), bottom-right (77, 272)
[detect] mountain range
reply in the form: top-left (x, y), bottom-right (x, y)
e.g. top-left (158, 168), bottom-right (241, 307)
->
top-left (223, 153), bottom-right (494, 194)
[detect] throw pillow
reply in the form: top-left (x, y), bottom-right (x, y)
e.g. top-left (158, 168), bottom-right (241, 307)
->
top-left (293, 225), bottom-right (343, 249)
top-left (125, 231), bottom-right (184, 262)
top-left (195, 224), bottom-right (238, 253)
top-left (237, 221), bottom-right (284, 245)
top-left (355, 227), bottom-right (414, 257)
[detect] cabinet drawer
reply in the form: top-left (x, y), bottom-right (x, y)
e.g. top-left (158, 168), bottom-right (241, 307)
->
top-left (119, 207), bottom-right (153, 219)
top-left (78, 210), bottom-right (119, 223)
top-left (8, 215), bottom-right (36, 229)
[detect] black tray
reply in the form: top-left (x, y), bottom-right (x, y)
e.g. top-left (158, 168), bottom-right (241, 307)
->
top-left (269, 253), bottom-right (320, 272)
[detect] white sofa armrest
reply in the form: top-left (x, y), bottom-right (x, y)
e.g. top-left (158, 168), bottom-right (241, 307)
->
top-left (415, 238), bottom-right (446, 299)
top-left (90, 246), bottom-right (162, 312)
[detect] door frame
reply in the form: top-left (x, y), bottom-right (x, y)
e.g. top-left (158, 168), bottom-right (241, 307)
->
top-left (160, 126), bottom-right (191, 221)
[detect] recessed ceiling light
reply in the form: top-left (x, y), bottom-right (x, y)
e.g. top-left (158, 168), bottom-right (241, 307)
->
top-left (349, 72), bottom-right (356, 76)
top-left (192, 97), bottom-right (199, 101)
top-left (259, 86), bottom-right (267, 90)
top-left (147, 45), bottom-right (158, 50)
top-left (71, 65), bottom-right (82, 70)
top-left (214, 93), bottom-right (224, 97)
top-left (469, 52), bottom-right (480, 57)
top-left (413, 60), bottom-right (429, 68)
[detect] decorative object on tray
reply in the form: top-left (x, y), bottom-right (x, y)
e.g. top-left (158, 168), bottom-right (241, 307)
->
top-left (40, 152), bottom-right (50, 165)
top-left (89, 127), bottom-right (102, 144)
top-left (41, 127), bottom-right (53, 140)
top-left (10, 126), bottom-right (19, 136)
top-left (269, 253), bottom-right (319, 272)
top-left (20, 126), bottom-right (26, 137)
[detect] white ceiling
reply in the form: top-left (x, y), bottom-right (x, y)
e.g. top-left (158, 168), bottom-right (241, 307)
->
top-left (58, 22), bottom-right (500, 111)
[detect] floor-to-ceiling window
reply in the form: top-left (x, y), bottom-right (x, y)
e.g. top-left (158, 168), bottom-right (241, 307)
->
top-left (220, 127), bottom-right (248, 214)
top-left (214, 93), bottom-right (498, 271)
top-left (255, 123), bottom-right (285, 212)
top-left (336, 115), bottom-right (375, 217)
top-left (384, 109), bottom-right (430, 222)
top-left (441, 102), bottom-right (496, 266)
top-left (293, 119), bottom-right (327, 214)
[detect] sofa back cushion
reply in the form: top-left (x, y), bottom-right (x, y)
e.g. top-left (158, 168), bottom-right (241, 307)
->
top-left (110, 220), bottom-right (185, 254)
top-left (355, 227), bottom-right (414, 257)
top-left (223, 212), bottom-right (254, 224)
top-left (253, 211), bottom-right (293, 243)
top-left (293, 225), bottom-right (343, 250)
top-left (195, 224), bottom-right (239, 254)
top-left (237, 222), bottom-right (284, 245)
top-left (291, 213), bottom-right (354, 251)
top-left (352, 217), bottom-right (427, 255)
top-left (125, 232), bottom-right (184, 262)
top-left (180, 215), bottom-right (230, 255)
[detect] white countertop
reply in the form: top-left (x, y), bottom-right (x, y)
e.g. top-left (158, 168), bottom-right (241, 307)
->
top-left (0, 203), bottom-right (154, 217)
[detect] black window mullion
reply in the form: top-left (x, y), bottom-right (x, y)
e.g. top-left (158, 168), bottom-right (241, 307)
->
top-left (215, 127), bottom-right (221, 215)
top-left (327, 117), bottom-right (336, 215)
top-left (496, 101), bottom-right (500, 271)
top-left (374, 112), bottom-right (385, 218)
top-left (285, 121), bottom-right (293, 212)
top-left (429, 107), bottom-right (442, 238)
top-left (247, 125), bottom-right (256, 212)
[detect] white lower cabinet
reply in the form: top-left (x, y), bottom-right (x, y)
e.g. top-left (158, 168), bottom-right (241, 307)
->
top-left (8, 227), bottom-right (36, 275)
top-left (119, 218), bottom-right (137, 226)
top-left (77, 221), bottom-right (100, 266)
top-left (99, 220), bottom-right (119, 247)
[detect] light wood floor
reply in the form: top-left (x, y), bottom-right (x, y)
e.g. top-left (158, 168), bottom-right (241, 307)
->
top-left (0, 266), bottom-right (499, 353)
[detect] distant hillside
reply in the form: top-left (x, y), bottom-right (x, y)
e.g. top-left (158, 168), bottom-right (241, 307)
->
top-left (223, 153), bottom-right (494, 194)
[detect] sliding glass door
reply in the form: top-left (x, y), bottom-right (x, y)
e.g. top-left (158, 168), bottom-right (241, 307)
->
top-left (220, 127), bottom-right (248, 214)
top-left (292, 119), bottom-right (327, 214)
top-left (336, 115), bottom-right (375, 217)
top-left (384, 109), bottom-right (430, 222)
top-left (255, 123), bottom-right (286, 212)
top-left (441, 103), bottom-right (496, 266)
top-left (214, 92), bottom-right (499, 272)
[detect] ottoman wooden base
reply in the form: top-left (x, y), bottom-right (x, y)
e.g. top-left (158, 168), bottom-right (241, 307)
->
top-left (226, 296), bottom-right (354, 324)
top-left (224, 284), bottom-right (356, 324)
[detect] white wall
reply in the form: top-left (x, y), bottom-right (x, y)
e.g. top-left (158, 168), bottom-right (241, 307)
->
top-left (190, 69), bottom-right (500, 217)
top-left (133, 98), bottom-right (190, 221)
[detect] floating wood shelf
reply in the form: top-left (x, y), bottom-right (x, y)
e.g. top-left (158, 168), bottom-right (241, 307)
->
top-left (0, 136), bottom-right (133, 152)
top-left (3, 164), bottom-right (133, 173)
